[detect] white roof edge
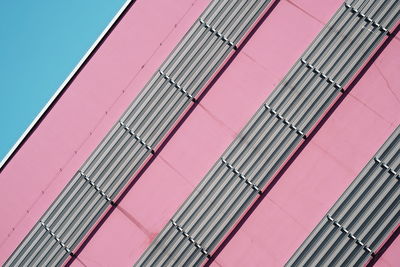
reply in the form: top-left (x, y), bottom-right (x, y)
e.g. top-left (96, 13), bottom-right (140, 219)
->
top-left (0, 0), bottom-right (134, 170)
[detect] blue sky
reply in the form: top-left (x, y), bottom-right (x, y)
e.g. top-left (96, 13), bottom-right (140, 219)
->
top-left (0, 0), bottom-right (126, 163)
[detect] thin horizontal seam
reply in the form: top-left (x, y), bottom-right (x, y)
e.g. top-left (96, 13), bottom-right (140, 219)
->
top-left (199, 18), bottom-right (237, 49)
top-left (326, 214), bottom-right (374, 255)
top-left (78, 170), bottom-right (114, 203)
top-left (159, 70), bottom-right (196, 101)
top-left (300, 58), bottom-right (345, 93)
top-left (263, 104), bottom-right (307, 139)
top-left (170, 219), bottom-right (210, 257)
top-left (374, 157), bottom-right (400, 179)
top-left (118, 120), bottom-right (154, 152)
top-left (39, 221), bottom-right (72, 254)
top-left (221, 158), bottom-right (262, 194)
top-left (344, 3), bottom-right (390, 34)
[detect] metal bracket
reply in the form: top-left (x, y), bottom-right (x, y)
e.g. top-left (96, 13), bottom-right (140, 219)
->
top-left (221, 158), bottom-right (262, 194)
top-left (199, 18), bottom-right (237, 49)
top-left (264, 104), bottom-right (307, 139)
top-left (374, 157), bottom-right (400, 179)
top-left (344, 3), bottom-right (390, 34)
top-left (326, 214), bottom-right (374, 254)
top-left (300, 58), bottom-right (344, 93)
top-left (119, 120), bottom-right (154, 152)
top-left (171, 219), bottom-right (209, 256)
top-left (40, 221), bottom-right (72, 254)
top-left (159, 70), bottom-right (196, 102)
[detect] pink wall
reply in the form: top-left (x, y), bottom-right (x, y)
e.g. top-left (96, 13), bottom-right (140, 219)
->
top-left (71, 0), bottom-right (380, 265)
top-left (210, 16), bottom-right (400, 267)
top-left (0, 0), bottom-right (212, 263)
top-left (374, 226), bottom-right (400, 267)
top-left (1, 0), bottom-right (399, 266)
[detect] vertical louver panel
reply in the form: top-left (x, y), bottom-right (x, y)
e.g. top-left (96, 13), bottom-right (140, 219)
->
top-left (5, 0), bottom-right (272, 266)
top-left (136, 1), bottom-right (400, 266)
top-left (286, 126), bottom-right (400, 266)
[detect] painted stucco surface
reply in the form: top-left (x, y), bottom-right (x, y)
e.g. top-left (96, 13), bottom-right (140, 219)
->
top-left (74, 0), bottom-right (388, 265)
top-left (375, 226), bottom-right (400, 267)
top-left (1, 0), bottom-right (399, 266)
top-left (0, 0), bottom-right (212, 263)
top-left (211, 22), bottom-right (400, 267)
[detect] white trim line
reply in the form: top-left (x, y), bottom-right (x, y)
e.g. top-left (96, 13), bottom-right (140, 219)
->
top-left (0, 0), bottom-right (134, 170)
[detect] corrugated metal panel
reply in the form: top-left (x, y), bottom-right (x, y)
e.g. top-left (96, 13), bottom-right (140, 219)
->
top-left (136, 1), bottom-right (400, 266)
top-left (286, 126), bottom-right (400, 266)
top-left (5, 0), bottom-right (272, 266)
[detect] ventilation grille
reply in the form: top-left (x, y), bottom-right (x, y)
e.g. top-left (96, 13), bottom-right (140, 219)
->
top-left (286, 126), bottom-right (400, 266)
top-left (136, 1), bottom-right (400, 266)
top-left (4, 0), bottom-right (272, 266)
